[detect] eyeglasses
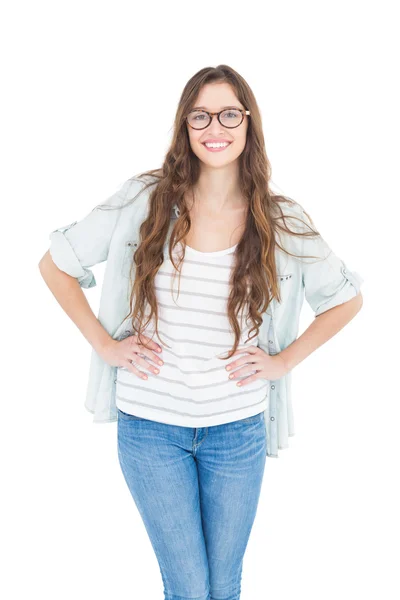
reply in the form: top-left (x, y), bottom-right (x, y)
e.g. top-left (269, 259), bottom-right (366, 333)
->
top-left (186, 108), bottom-right (250, 130)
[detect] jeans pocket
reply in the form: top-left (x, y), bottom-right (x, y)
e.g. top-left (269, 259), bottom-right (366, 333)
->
top-left (240, 411), bottom-right (264, 424)
top-left (117, 408), bottom-right (145, 421)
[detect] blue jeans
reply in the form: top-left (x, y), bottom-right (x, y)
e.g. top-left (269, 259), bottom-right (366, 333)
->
top-left (117, 407), bottom-right (267, 600)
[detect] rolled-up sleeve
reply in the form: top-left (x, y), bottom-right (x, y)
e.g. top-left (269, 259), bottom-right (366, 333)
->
top-left (300, 208), bottom-right (364, 317)
top-left (48, 177), bottom-right (138, 288)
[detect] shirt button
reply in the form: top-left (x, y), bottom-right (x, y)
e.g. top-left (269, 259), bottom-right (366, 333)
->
top-left (270, 416), bottom-right (275, 421)
top-left (268, 339), bottom-right (273, 343)
top-left (114, 379), bottom-right (117, 384)
top-left (271, 384), bottom-right (275, 390)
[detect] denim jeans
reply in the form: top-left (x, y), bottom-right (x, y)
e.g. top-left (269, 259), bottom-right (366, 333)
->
top-left (117, 407), bottom-right (267, 600)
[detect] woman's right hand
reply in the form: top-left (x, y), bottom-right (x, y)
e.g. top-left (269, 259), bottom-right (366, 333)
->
top-left (99, 334), bottom-right (164, 380)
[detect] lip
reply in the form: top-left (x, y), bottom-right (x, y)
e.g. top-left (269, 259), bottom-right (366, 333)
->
top-left (201, 141), bottom-right (232, 153)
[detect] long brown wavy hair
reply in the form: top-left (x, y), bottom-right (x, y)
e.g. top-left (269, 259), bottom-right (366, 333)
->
top-left (103, 65), bottom-right (321, 359)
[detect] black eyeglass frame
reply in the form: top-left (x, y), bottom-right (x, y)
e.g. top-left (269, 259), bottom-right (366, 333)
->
top-left (186, 108), bottom-right (251, 130)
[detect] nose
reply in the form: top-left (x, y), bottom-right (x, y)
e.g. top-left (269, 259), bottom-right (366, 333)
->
top-left (205, 114), bottom-right (226, 133)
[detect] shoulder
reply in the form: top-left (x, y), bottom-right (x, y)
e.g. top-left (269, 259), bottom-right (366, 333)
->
top-left (97, 175), bottom-right (158, 214)
top-left (270, 196), bottom-right (315, 250)
top-left (118, 175), bottom-right (157, 205)
top-left (271, 196), bottom-right (310, 228)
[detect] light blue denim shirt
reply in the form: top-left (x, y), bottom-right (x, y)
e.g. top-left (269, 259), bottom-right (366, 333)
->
top-left (48, 176), bottom-right (364, 458)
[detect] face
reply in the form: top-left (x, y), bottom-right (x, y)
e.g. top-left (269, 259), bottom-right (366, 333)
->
top-left (186, 82), bottom-right (249, 168)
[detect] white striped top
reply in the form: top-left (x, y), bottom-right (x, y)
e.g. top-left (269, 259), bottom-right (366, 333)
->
top-left (115, 240), bottom-right (270, 427)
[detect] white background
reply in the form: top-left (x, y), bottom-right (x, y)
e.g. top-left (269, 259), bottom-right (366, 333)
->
top-left (2, 0), bottom-right (399, 599)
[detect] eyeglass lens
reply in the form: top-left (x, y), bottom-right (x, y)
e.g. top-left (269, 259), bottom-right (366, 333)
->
top-left (187, 109), bottom-right (243, 129)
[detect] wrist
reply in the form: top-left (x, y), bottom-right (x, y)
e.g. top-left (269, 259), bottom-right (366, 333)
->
top-left (96, 335), bottom-right (117, 358)
top-left (274, 351), bottom-right (292, 375)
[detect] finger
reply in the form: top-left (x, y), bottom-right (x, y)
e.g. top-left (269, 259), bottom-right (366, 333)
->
top-left (123, 359), bottom-right (148, 380)
top-left (226, 356), bottom-right (257, 372)
top-left (235, 372), bottom-right (260, 387)
top-left (135, 333), bottom-right (163, 353)
top-left (227, 346), bottom-right (258, 364)
top-left (228, 364), bottom-right (258, 381)
top-left (231, 346), bottom-right (258, 356)
top-left (129, 353), bottom-right (161, 376)
top-left (135, 346), bottom-right (164, 368)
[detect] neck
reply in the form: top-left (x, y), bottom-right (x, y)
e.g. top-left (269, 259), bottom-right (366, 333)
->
top-left (189, 167), bottom-right (245, 214)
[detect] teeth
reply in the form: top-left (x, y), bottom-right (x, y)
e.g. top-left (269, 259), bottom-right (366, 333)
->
top-left (204, 142), bottom-right (230, 148)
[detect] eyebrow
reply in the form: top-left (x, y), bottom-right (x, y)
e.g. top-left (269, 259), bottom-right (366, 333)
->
top-left (191, 105), bottom-right (243, 111)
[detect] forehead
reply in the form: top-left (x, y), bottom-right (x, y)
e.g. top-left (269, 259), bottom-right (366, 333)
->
top-left (191, 105), bottom-right (242, 111)
top-left (192, 82), bottom-right (244, 111)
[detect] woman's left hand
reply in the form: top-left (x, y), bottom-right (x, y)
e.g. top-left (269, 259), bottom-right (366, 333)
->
top-left (224, 346), bottom-right (289, 387)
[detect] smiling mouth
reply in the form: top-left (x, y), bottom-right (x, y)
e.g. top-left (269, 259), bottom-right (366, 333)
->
top-left (202, 142), bottom-right (233, 152)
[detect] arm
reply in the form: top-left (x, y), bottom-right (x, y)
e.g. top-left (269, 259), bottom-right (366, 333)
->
top-left (279, 205), bottom-right (364, 372)
top-left (43, 177), bottom-right (138, 288)
top-left (38, 177), bottom-right (142, 353)
top-left (278, 292), bottom-right (363, 372)
top-left (38, 252), bottom-right (113, 355)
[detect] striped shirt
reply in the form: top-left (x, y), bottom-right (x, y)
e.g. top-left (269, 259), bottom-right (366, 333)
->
top-left (115, 240), bottom-right (270, 427)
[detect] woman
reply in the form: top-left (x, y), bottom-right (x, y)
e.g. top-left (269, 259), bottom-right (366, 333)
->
top-left (39, 65), bottom-right (364, 600)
